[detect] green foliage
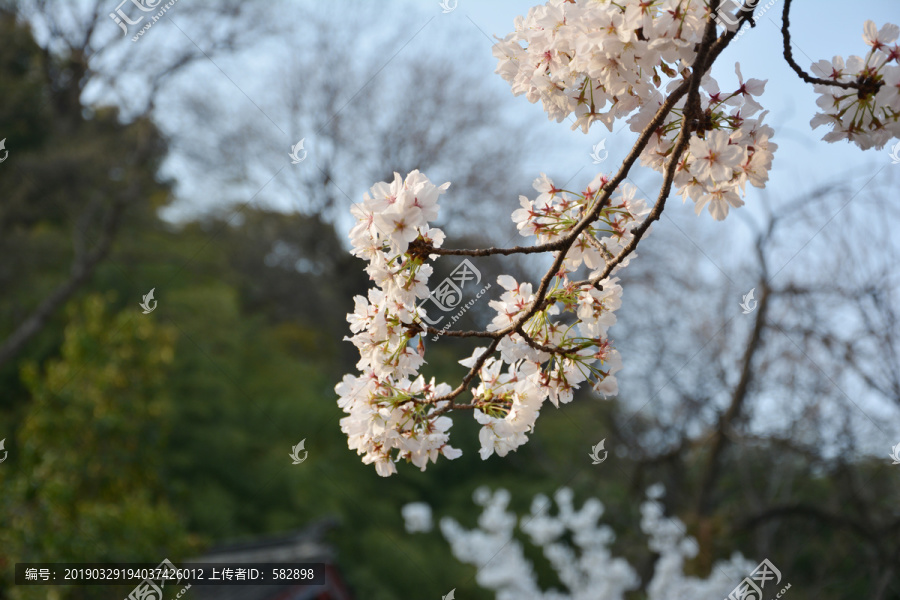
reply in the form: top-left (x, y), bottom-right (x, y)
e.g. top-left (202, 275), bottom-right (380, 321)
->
top-left (0, 9), bottom-right (172, 414)
top-left (0, 295), bottom-right (191, 600)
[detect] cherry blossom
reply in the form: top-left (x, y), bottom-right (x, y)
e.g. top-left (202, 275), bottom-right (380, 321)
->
top-left (401, 502), bottom-right (433, 533)
top-left (688, 130), bottom-right (745, 183)
top-left (338, 170), bottom-right (643, 475)
top-left (338, 2), bottom-right (899, 476)
top-left (492, 0), bottom-right (713, 134)
top-left (410, 486), bottom-right (757, 599)
top-left (809, 20), bottom-right (900, 150)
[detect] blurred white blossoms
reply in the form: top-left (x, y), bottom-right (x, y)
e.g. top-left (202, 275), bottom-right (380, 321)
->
top-left (422, 486), bottom-right (756, 600)
top-left (809, 20), bottom-right (900, 150)
top-left (401, 502), bottom-right (433, 533)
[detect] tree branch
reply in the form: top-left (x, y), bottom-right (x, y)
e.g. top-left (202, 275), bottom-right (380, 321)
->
top-left (781, 0), bottom-right (877, 92)
top-left (741, 503), bottom-right (873, 540)
top-left (416, 240), bottom-right (569, 258)
top-left (694, 281), bottom-right (768, 518)
top-left (0, 196), bottom-right (127, 368)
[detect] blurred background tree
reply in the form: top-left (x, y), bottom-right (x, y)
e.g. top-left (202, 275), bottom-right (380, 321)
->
top-left (0, 295), bottom-right (190, 600)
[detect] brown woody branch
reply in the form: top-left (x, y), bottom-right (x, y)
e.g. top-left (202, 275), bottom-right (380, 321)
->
top-left (514, 325), bottom-right (583, 358)
top-left (781, 0), bottom-right (880, 93)
top-left (432, 336), bottom-right (503, 412)
top-left (414, 239), bottom-right (569, 257)
top-left (0, 196), bottom-right (127, 368)
top-left (694, 282), bottom-right (769, 518)
top-left (581, 17), bottom-right (743, 291)
top-left (0, 124), bottom-right (156, 369)
top-left (741, 503), bottom-right (873, 540)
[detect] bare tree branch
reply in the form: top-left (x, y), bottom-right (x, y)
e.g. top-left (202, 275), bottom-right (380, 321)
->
top-left (0, 197), bottom-right (126, 367)
top-left (781, 0), bottom-right (880, 93)
top-left (742, 502), bottom-right (873, 540)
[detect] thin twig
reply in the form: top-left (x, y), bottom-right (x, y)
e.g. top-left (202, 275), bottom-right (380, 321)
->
top-left (781, 0), bottom-right (875, 92)
top-left (514, 325), bottom-right (583, 358)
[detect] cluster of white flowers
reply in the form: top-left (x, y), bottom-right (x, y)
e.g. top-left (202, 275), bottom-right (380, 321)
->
top-left (409, 485), bottom-right (755, 600)
top-left (492, 0), bottom-right (713, 134)
top-left (339, 169), bottom-right (648, 475)
top-left (401, 501), bottom-right (433, 533)
top-left (810, 21), bottom-right (900, 150)
top-left (468, 175), bottom-right (649, 460)
top-left (631, 64), bottom-right (777, 220)
top-left (339, 170), bottom-right (461, 477)
top-left (492, 0), bottom-right (778, 221)
top-left (511, 173), bottom-right (648, 270)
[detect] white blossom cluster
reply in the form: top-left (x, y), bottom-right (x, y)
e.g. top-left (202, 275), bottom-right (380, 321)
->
top-left (511, 173), bottom-right (648, 270)
top-left (493, 0), bottom-right (778, 221)
top-left (420, 486), bottom-right (755, 600)
top-left (809, 21), bottom-right (900, 150)
top-left (338, 170), bottom-right (648, 475)
top-left (338, 170), bottom-right (461, 477)
top-left (630, 64), bottom-right (777, 221)
top-left (492, 0), bottom-right (714, 134)
top-left (401, 502), bottom-right (433, 533)
top-left (469, 175), bottom-right (649, 460)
